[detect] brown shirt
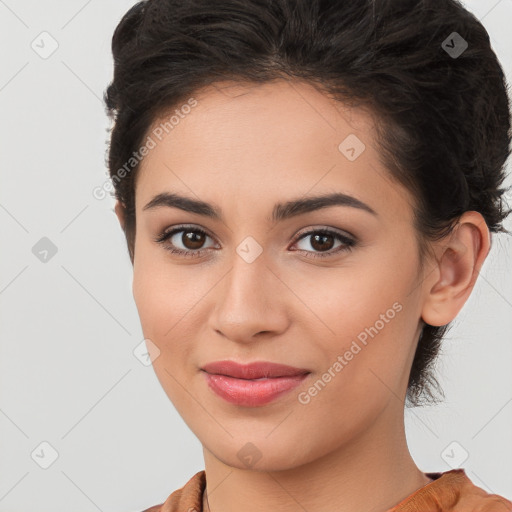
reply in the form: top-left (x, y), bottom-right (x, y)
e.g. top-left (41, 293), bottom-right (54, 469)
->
top-left (141, 468), bottom-right (512, 512)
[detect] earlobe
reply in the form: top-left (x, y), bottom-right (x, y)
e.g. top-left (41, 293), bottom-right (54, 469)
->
top-left (114, 200), bottom-right (126, 231)
top-left (421, 211), bottom-right (490, 327)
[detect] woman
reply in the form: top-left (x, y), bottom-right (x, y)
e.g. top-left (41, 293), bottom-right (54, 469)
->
top-left (104, 0), bottom-right (512, 510)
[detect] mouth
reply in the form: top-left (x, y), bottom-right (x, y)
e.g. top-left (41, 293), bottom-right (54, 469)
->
top-left (200, 360), bottom-right (311, 407)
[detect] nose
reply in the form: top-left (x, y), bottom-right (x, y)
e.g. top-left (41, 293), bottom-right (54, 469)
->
top-left (208, 253), bottom-right (289, 344)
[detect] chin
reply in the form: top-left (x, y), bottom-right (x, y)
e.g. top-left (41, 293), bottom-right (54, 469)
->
top-left (204, 434), bottom-right (317, 472)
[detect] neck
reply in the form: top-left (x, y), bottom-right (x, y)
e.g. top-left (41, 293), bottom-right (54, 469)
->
top-left (202, 402), bottom-right (432, 512)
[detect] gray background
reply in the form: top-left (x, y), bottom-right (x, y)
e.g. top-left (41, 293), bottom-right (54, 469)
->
top-left (0, 1), bottom-right (511, 511)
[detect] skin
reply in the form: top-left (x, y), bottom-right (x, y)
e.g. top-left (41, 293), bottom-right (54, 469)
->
top-left (115, 79), bottom-right (490, 512)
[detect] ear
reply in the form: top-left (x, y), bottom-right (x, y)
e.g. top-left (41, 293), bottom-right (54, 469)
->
top-left (114, 200), bottom-right (126, 231)
top-left (421, 211), bottom-right (491, 327)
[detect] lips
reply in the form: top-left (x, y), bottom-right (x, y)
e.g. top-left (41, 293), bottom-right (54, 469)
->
top-left (201, 360), bottom-right (310, 379)
top-left (201, 360), bottom-right (310, 407)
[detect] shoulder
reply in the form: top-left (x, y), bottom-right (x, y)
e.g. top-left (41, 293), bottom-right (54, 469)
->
top-left (390, 468), bottom-right (512, 512)
top-left (138, 470), bottom-right (206, 512)
top-left (451, 469), bottom-right (512, 512)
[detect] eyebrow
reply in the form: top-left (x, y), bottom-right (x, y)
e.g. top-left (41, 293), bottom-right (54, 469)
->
top-left (142, 191), bottom-right (378, 222)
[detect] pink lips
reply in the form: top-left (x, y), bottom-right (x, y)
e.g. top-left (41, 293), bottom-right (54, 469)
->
top-left (201, 360), bottom-right (310, 407)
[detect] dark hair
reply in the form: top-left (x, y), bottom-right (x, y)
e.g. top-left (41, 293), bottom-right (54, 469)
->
top-left (104, 0), bottom-right (512, 407)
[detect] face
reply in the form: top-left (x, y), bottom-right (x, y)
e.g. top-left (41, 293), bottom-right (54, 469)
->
top-left (129, 79), bottom-right (428, 471)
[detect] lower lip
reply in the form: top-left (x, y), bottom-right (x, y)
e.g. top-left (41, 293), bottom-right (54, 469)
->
top-left (203, 371), bottom-right (309, 407)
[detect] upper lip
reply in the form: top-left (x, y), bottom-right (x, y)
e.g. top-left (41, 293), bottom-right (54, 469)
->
top-left (201, 360), bottom-right (310, 379)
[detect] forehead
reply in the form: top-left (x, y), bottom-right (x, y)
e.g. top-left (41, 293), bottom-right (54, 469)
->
top-left (144, 79), bottom-right (375, 155)
top-left (135, 79), bottom-right (413, 223)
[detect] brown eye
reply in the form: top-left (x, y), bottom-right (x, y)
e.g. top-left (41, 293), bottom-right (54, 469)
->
top-left (181, 230), bottom-right (206, 250)
top-left (309, 233), bottom-right (335, 252)
top-left (292, 228), bottom-right (356, 259)
top-left (154, 225), bottom-right (217, 258)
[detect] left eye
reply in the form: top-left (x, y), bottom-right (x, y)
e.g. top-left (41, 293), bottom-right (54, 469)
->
top-left (153, 226), bottom-right (356, 259)
top-left (291, 229), bottom-right (356, 258)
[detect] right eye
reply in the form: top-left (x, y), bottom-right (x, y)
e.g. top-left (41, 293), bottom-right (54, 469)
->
top-left (153, 225), bottom-right (218, 258)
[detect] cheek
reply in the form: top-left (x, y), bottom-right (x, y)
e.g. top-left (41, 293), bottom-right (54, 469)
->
top-left (132, 245), bottom-right (216, 380)
top-left (132, 258), bottom-right (200, 407)
top-left (132, 244), bottom-right (198, 337)
top-left (289, 245), bottom-right (416, 339)
top-left (292, 304), bottom-right (415, 446)
top-left (290, 244), bottom-right (420, 394)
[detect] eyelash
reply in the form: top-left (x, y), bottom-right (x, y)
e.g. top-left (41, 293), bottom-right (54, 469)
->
top-left (153, 225), bottom-right (357, 260)
top-left (154, 226), bottom-right (356, 259)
